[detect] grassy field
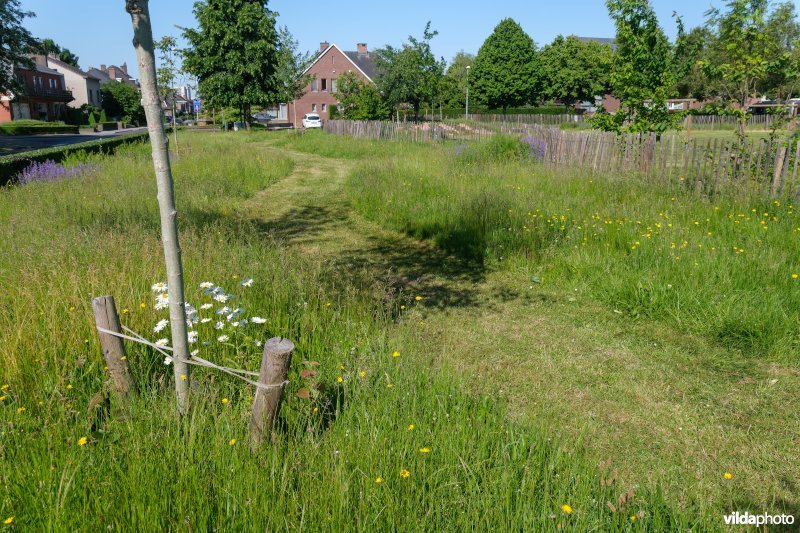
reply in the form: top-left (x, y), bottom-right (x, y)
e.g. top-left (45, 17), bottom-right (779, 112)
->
top-left (0, 130), bottom-right (796, 530)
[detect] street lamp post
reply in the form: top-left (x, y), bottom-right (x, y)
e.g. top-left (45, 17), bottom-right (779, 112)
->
top-left (465, 65), bottom-right (470, 120)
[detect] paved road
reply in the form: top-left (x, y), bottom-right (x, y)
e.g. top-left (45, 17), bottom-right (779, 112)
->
top-left (0, 127), bottom-right (148, 156)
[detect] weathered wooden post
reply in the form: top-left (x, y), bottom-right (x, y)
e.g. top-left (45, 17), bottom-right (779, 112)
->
top-left (250, 337), bottom-right (295, 450)
top-left (92, 295), bottom-right (136, 398)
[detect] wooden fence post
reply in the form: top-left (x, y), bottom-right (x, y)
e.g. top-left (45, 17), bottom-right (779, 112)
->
top-left (92, 295), bottom-right (136, 398)
top-left (250, 337), bottom-right (295, 449)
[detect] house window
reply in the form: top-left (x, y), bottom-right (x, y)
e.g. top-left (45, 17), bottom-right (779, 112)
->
top-left (311, 103), bottom-right (317, 112)
top-left (311, 78), bottom-right (318, 92)
top-left (331, 79), bottom-right (337, 93)
top-left (321, 78), bottom-right (327, 92)
top-left (321, 104), bottom-right (327, 112)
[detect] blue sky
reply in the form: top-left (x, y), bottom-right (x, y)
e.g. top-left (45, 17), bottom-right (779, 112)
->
top-left (16, 0), bottom-right (781, 78)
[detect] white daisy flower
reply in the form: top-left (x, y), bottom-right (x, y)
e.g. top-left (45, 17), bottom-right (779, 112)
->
top-left (216, 306), bottom-right (231, 316)
top-left (190, 349), bottom-right (199, 357)
top-left (254, 339), bottom-right (263, 347)
top-left (153, 319), bottom-right (169, 333)
top-left (200, 303), bottom-right (213, 310)
top-left (214, 293), bottom-right (230, 303)
top-left (151, 282), bottom-right (168, 292)
top-left (199, 282), bottom-right (215, 289)
top-left (231, 321), bottom-right (240, 327)
top-left (217, 335), bottom-right (229, 343)
top-left (188, 330), bottom-right (199, 344)
top-left (251, 316), bottom-right (267, 324)
top-left (240, 278), bottom-right (254, 287)
top-left (200, 318), bottom-right (212, 324)
top-left (163, 356), bottom-right (172, 365)
top-left (155, 338), bottom-right (169, 347)
top-left (214, 321), bottom-right (224, 330)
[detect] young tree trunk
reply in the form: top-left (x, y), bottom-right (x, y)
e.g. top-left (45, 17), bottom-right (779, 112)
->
top-left (126, 0), bottom-right (191, 414)
top-left (172, 93), bottom-right (179, 158)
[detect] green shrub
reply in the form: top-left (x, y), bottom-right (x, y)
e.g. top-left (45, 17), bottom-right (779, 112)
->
top-left (0, 132), bottom-right (148, 184)
top-left (88, 113), bottom-right (97, 127)
top-left (0, 123), bottom-right (79, 136)
top-left (99, 109), bottom-right (108, 123)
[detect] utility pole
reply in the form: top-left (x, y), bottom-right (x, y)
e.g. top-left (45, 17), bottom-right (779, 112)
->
top-left (465, 65), bottom-right (470, 120)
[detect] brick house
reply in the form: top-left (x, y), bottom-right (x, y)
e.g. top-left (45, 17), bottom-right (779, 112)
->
top-left (0, 62), bottom-right (74, 122)
top-left (86, 63), bottom-right (140, 89)
top-left (40, 54), bottom-right (103, 109)
top-left (287, 42), bottom-right (377, 127)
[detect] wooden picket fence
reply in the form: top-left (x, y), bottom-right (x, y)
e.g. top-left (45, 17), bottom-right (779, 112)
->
top-left (323, 119), bottom-right (800, 200)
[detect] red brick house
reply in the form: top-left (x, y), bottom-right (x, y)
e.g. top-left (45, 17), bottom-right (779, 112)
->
top-left (287, 42), bottom-right (377, 127)
top-left (0, 63), bottom-right (74, 122)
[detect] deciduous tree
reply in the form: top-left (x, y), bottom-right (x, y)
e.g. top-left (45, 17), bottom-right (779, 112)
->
top-left (334, 71), bottom-right (389, 120)
top-left (539, 35), bottom-right (614, 111)
top-left (182, 0), bottom-right (279, 129)
top-left (0, 0), bottom-right (35, 94)
top-left (35, 38), bottom-right (80, 67)
top-left (375, 22), bottom-right (446, 119)
top-left (100, 80), bottom-right (145, 125)
top-left (470, 18), bottom-right (539, 114)
top-left (595, 0), bottom-right (691, 134)
top-left (440, 51), bottom-right (474, 109)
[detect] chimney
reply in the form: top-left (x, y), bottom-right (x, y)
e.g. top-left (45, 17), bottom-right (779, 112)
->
top-left (121, 62), bottom-right (128, 74)
top-left (320, 41), bottom-right (329, 52)
top-left (357, 43), bottom-right (368, 56)
top-left (100, 64), bottom-right (107, 72)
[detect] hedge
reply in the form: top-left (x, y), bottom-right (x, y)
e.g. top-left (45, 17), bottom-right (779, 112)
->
top-left (0, 123), bottom-right (79, 135)
top-left (0, 132), bottom-right (149, 186)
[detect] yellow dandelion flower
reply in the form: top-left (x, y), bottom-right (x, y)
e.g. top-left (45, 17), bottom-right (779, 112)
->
top-left (313, 407), bottom-right (318, 413)
top-left (122, 308), bottom-right (129, 314)
top-left (392, 351), bottom-right (400, 358)
top-left (78, 436), bottom-right (87, 446)
top-left (67, 384), bottom-right (73, 390)
top-left (630, 515), bottom-right (637, 522)
top-left (792, 273), bottom-right (798, 279)
top-left (1, 384), bottom-right (8, 390)
top-left (3, 517), bottom-right (13, 525)
top-left (69, 306), bottom-right (75, 312)
top-left (408, 424), bottom-right (414, 431)
top-left (724, 472), bottom-right (733, 480)
top-left (120, 356), bottom-right (127, 361)
top-left (375, 477), bottom-right (383, 484)
top-left (561, 504), bottom-right (573, 515)
top-left (181, 375), bottom-right (187, 381)
top-left (337, 376), bottom-right (343, 383)
top-left (221, 398), bottom-right (229, 404)
top-left (400, 469), bottom-right (411, 479)
top-left (400, 305), bottom-right (406, 310)
top-left (359, 371), bottom-right (366, 377)
top-left (16, 407), bottom-right (25, 414)
top-left (139, 303), bottom-right (146, 309)
top-left (0, 396), bottom-right (5, 402)
top-left (386, 383), bottom-right (393, 388)
top-left (229, 439), bottom-right (236, 446)
top-left (419, 447), bottom-right (431, 453)
top-left (415, 296), bottom-right (423, 301)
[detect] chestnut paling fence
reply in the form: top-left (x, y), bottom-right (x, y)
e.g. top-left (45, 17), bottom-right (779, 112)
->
top-left (323, 119), bottom-right (800, 200)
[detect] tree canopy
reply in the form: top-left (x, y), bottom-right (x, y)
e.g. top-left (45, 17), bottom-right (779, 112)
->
top-left (0, 0), bottom-right (35, 94)
top-left (375, 22), bottom-right (446, 119)
top-left (440, 51), bottom-right (474, 109)
top-left (595, 0), bottom-right (690, 134)
top-left (334, 71), bottom-right (389, 120)
top-left (182, 0), bottom-right (279, 128)
top-left (470, 18), bottom-right (539, 114)
top-left (539, 35), bottom-right (614, 110)
top-left (100, 81), bottom-right (145, 125)
top-left (35, 38), bottom-right (80, 67)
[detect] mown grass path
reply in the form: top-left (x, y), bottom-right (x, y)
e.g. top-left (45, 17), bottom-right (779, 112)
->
top-left (244, 138), bottom-right (799, 516)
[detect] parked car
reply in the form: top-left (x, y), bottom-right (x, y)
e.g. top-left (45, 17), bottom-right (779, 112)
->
top-left (302, 113), bottom-right (322, 128)
top-left (252, 111), bottom-right (273, 123)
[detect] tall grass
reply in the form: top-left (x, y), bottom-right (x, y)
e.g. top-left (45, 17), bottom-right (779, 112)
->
top-left (338, 135), bottom-right (800, 364)
top-left (0, 132), bottom-right (695, 530)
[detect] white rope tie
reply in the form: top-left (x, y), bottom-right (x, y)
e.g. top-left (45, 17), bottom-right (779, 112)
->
top-left (96, 326), bottom-right (289, 391)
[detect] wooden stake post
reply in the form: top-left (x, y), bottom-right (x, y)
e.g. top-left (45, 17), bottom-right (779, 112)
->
top-left (92, 295), bottom-right (136, 398)
top-left (250, 337), bottom-right (295, 449)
